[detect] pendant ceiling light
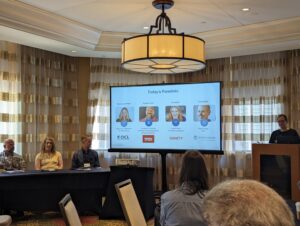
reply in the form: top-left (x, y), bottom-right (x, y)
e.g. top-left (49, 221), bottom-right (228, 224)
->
top-left (121, 0), bottom-right (206, 74)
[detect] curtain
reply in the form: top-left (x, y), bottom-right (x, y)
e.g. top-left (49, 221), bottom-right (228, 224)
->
top-left (166, 53), bottom-right (286, 179)
top-left (0, 41), bottom-right (22, 153)
top-left (89, 58), bottom-right (168, 190)
top-left (288, 49), bottom-right (300, 129)
top-left (165, 58), bottom-right (234, 184)
top-left (88, 51), bottom-right (293, 188)
top-left (224, 52), bottom-right (287, 177)
top-left (20, 46), bottom-right (80, 167)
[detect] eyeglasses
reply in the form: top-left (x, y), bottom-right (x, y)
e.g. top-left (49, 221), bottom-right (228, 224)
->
top-left (277, 120), bottom-right (286, 123)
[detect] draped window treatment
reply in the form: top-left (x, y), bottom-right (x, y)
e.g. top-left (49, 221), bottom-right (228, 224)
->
top-left (88, 50), bottom-right (299, 188)
top-left (0, 41), bottom-right (80, 168)
top-left (0, 41), bottom-right (22, 153)
top-left (20, 46), bottom-right (80, 164)
top-left (88, 58), bottom-right (168, 189)
top-left (288, 49), bottom-right (300, 129)
top-left (1, 39), bottom-right (299, 188)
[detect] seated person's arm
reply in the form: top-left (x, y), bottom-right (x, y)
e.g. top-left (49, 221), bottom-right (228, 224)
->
top-left (160, 197), bottom-right (167, 226)
top-left (19, 158), bottom-right (26, 171)
top-left (58, 152), bottom-right (63, 169)
top-left (71, 152), bottom-right (79, 169)
top-left (94, 152), bottom-right (100, 167)
top-left (35, 154), bottom-right (41, 170)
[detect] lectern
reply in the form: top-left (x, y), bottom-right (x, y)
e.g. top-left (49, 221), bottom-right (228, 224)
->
top-left (252, 144), bottom-right (300, 201)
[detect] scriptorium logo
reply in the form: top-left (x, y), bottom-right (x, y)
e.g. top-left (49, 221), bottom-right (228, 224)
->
top-left (117, 135), bottom-right (129, 140)
top-left (142, 135), bottom-right (154, 143)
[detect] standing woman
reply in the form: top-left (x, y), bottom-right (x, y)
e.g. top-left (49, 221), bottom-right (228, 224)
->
top-left (159, 151), bottom-right (208, 226)
top-left (35, 136), bottom-right (63, 170)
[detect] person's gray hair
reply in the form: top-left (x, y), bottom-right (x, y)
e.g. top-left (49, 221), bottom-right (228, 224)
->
top-left (202, 179), bottom-right (295, 226)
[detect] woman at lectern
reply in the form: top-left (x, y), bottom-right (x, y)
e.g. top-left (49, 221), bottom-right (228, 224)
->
top-left (269, 114), bottom-right (300, 144)
top-left (159, 151), bottom-right (208, 226)
top-left (35, 136), bottom-right (63, 170)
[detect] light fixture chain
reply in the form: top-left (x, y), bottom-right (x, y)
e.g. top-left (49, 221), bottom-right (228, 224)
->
top-left (148, 5), bottom-right (176, 34)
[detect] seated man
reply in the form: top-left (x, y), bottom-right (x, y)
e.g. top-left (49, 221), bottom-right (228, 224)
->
top-left (0, 138), bottom-right (26, 170)
top-left (202, 179), bottom-right (295, 226)
top-left (71, 135), bottom-right (100, 169)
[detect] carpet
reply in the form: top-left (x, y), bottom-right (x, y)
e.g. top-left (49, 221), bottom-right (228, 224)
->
top-left (11, 212), bottom-right (127, 226)
top-left (11, 212), bottom-right (154, 226)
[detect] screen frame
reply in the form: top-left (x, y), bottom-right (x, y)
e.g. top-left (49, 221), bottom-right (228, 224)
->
top-left (109, 81), bottom-right (223, 155)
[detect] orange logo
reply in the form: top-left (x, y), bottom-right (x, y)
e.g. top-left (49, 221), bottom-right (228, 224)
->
top-left (143, 135), bottom-right (154, 143)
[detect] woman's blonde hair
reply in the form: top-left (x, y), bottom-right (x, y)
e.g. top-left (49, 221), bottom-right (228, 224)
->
top-left (41, 136), bottom-right (56, 153)
top-left (166, 106), bottom-right (185, 121)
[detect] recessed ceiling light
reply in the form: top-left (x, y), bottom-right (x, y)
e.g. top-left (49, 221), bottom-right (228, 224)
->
top-left (143, 26), bottom-right (149, 30)
top-left (242, 7), bottom-right (250, 12)
top-left (71, 50), bottom-right (77, 53)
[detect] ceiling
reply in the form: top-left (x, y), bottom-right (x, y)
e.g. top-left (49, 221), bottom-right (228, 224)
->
top-left (0, 0), bottom-right (299, 59)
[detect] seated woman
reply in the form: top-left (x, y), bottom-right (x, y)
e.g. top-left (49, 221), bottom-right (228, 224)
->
top-left (160, 151), bottom-right (208, 226)
top-left (35, 136), bottom-right (63, 170)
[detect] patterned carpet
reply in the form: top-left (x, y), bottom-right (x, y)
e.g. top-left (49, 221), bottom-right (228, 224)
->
top-left (11, 212), bottom-right (154, 226)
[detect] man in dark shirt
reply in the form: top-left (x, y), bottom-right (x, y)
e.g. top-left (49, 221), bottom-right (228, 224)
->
top-left (71, 135), bottom-right (100, 169)
top-left (269, 114), bottom-right (300, 143)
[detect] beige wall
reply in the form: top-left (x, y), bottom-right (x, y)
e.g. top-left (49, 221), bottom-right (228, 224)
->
top-left (77, 57), bottom-right (90, 135)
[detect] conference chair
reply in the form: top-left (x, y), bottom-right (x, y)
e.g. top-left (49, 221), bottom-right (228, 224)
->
top-left (0, 215), bottom-right (12, 226)
top-left (101, 166), bottom-right (155, 219)
top-left (59, 193), bottom-right (82, 226)
top-left (115, 179), bottom-right (147, 226)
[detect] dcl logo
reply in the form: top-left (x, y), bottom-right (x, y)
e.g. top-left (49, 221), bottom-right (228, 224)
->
top-left (117, 135), bottom-right (129, 140)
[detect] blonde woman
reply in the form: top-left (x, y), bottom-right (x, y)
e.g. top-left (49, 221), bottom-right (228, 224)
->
top-left (166, 106), bottom-right (186, 122)
top-left (116, 107), bottom-right (132, 122)
top-left (35, 137), bottom-right (63, 170)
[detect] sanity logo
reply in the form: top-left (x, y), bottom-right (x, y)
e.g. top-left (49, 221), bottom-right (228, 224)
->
top-left (169, 136), bottom-right (183, 140)
top-left (142, 135), bottom-right (154, 143)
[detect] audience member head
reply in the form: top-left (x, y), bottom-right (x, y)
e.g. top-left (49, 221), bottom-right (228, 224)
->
top-left (202, 179), bottom-right (295, 226)
top-left (179, 151), bottom-right (209, 194)
top-left (41, 136), bottom-right (56, 153)
top-left (81, 134), bottom-right (92, 151)
top-left (3, 138), bottom-right (15, 153)
top-left (197, 105), bottom-right (211, 120)
top-left (277, 114), bottom-right (288, 131)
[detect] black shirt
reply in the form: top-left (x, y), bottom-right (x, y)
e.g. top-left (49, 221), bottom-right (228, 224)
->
top-left (269, 129), bottom-right (300, 144)
top-left (71, 148), bottom-right (100, 169)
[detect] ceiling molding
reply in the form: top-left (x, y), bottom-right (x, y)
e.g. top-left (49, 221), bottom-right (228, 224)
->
top-left (195, 17), bottom-right (300, 58)
top-left (0, 0), bottom-right (102, 50)
top-left (94, 17), bottom-right (300, 59)
top-left (96, 31), bottom-right (139, 52)
top-left (0, 1), bottom-right (299, 59)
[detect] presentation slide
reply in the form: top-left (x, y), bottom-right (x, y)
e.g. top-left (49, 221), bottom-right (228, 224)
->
top-left (110, 82), bottom-right (221, 152)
